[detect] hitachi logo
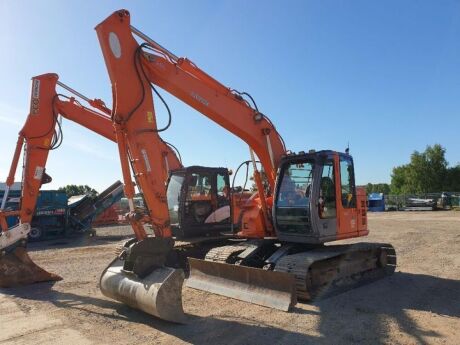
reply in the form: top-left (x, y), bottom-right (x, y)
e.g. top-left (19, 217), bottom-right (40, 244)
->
top-left (190, 92), bottom-right (209, 106)
top-left (30, 79), bottom-right (40, 114)
top-left (31, 79), bottom-right (40, 99)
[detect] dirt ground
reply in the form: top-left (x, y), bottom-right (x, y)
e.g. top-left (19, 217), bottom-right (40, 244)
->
top-left (1, 212), bottom-right (459, 345)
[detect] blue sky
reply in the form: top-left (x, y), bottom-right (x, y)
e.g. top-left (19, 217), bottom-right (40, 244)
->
top-left (0, 1), bottom-right (459, 192)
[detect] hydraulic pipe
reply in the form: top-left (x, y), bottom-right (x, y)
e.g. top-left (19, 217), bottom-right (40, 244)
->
top-left (130, 25), bottom-right (178, 61)
top-left (1, 136), bottom-right (24, 210)
top-left (249, 148), bottom-right (272, 234)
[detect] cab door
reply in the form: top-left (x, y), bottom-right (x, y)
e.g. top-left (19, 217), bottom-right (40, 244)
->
top-left (315, 156), bottom-right (338, 238)
top-left (335, 155), bottom-right (359, 239)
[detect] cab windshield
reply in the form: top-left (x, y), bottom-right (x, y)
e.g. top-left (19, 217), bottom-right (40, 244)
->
top-left (275, 160), bottom-right (314, 234)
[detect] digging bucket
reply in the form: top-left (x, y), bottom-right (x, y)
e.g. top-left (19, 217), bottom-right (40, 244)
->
top-left (186, 258), bottom-right (297, 311)
top-left (0, 246), bottom-right (62, 287)
top-left (100, 258), bottom-right (186, 323)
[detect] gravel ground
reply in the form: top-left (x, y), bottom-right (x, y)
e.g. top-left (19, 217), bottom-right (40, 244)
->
top-left (0, 212), bottom-right (459, 344)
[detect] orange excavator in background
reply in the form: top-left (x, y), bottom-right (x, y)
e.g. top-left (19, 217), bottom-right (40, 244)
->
top-left (95, 9), bottom-right (396, 319)
top-left (0, 73), bottom-right (183, 286)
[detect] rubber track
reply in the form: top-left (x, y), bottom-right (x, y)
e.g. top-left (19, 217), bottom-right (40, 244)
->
top-left (205, 244), bottom-right (249, 263)
top-left (275, 242), bottom-right (396, 300)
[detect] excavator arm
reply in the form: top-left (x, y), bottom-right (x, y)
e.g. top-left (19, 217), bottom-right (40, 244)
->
top-left (96, 9), bottom-right (287, 237)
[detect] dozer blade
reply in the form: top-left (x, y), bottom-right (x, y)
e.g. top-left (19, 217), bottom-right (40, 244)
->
top-left (100, 258), bottom-right (186, 323)
top-left (186, 258), bottom-right (297, 311)
top-left (0, 247), bottom-right (62, 287)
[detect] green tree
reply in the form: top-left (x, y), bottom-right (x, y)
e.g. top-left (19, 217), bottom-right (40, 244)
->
top-left (58, 185), bottom-right (98, 199)
top-left (390, 165), bottom-right (410, 194)
top-left (391, 144), bottom-right (450, 194)
top-left (366, 183), bottom-right (391, 195)
top-left (445, 165), bottom-right (460, 191)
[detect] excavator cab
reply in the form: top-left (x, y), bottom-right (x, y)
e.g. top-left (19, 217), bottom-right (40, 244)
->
top-left (167, 166), bottom-right (231, 238)
top-left (274, 150), bottom-right (368, 243)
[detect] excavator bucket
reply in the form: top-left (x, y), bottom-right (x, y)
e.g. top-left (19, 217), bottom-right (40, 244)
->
top-left (100, 257), bottom-right (186, 323)
top-left (187, 258), bottom-right (297, 311)
top-left (0, 246), bottom-right (62, 287)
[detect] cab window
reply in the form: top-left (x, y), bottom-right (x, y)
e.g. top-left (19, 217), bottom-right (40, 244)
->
top-left (277, 162), bottom-right (313, 207)
top-left (339, 157), bottom-right (356, 208)
top-left (275, 161), bottom-right (314, 234)
top-left (319, 160), bottom-right (336, 218)
top-left (217, 173), bottom-right (228, 197)
top-left (187, 173), bottom-right (212, 198)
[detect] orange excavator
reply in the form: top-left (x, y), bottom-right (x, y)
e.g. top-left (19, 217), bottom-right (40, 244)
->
top-left (95, 9), bottom-right (396, 319)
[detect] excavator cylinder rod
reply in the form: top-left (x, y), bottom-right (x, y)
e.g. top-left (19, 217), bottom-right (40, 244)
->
top-left (187, 258), bottom-right (297, 311)
top-left (100, 258), bottom-right (186, 323)
top-left (0, 246), bottom-right (62, 287)
top-left (56, 81), bottom-right (91, 103)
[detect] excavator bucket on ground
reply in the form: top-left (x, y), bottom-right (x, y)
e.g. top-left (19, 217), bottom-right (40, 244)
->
top-left (99, 238), bottom-right (186, 323)
top-left (186, 258), bottom-right (297, 311)
top-left (0, 224), bottom-right (62, 288)
top-left (0, 246), bottom-right (62, 287)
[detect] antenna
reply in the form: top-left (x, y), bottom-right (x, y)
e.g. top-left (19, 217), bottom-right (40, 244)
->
top-left (345, 141), bottom-right (350, 154)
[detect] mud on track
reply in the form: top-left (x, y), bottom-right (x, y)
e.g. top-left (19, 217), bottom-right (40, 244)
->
top-left (1, 212), bottom-right (459, 344)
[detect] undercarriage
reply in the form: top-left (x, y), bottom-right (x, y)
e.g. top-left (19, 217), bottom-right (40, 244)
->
top-left (186, 240), bottom-right (396, 309)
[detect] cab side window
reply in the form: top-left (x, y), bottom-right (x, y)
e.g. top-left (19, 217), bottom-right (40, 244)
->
top-left (339, 157), bottom-right (356, 208)
top-left (319, 160), bottom-right (336, 219)
top-left (217, 173), bottom-right (228, 197)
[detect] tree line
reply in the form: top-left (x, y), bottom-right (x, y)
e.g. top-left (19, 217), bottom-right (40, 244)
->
top-left (367, 144), bottom-right (460, 195)
top-left (58, 185), bottom-right (98, 199)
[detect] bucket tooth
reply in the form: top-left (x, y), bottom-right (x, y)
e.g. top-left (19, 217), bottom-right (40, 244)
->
top-left (0, 246), bottom-right (62, 288)
top-left (186, 258), bottom-right (297, 311)
top-left (100, 258), bottom-right (186, 323)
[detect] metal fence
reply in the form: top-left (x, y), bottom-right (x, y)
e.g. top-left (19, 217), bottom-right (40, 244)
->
top-left (384, 192), bottom-right (460, 210)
